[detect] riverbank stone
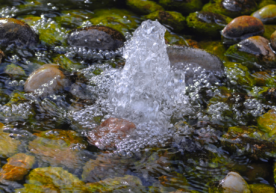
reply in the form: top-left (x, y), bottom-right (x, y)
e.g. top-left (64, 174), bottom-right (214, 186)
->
top-left (252, 5), bottom-right (276, 24)
top-left (0, 18), bottom-right (38, 47)
top-left (0, 153), bottom-right (35, 181)
top-left (186, 11), bottom-right (232, 38)
top-left (158, 0), bottom-right (203, 15)
top-left (68, 26), bottom-right (125, 50)
top-left (126, 0), bottom-right (164, 15)
top-left (202, 0), bottom-right (258, 18)
top-left (145, 11), bottom-right (185, 32)
top-left (225, 36), bottom-right (276, 68)
top-left (222, 16), bottom-right (264, 45)
top-left (24, 64), bottom-right (66, 94)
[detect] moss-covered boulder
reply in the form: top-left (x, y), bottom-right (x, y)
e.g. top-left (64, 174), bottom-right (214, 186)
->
top-left (0, 153), bottom-right (35, 181)
top-left (15, 167), bottom-right (86, 193)
top-left (257, 109), bottom-right (276, 136)
top-left (126, 0), bottom-right (164, 15)
top-left (89, 9), bottom-right (140, 34)
top-left (28, 130), bottom-right (87, 170)
top-left (145, 11), bottom-right (185, 32)
top-left (202, 0), bottom-right (258, 18)
top-left (225, 36), bottom-right (276, 68)
top-left (0, 123), bottom-right (21, 158)
top-left (159, 0), bottom-right (202, 15)
top-left (224, 62), bottom-right (256, 87)
top-left (249, 184), bottom-right (275, 193)
top-left (186, 11), bottom-right (232, 38)
top-left (252, 4), bottom-right (276, 24)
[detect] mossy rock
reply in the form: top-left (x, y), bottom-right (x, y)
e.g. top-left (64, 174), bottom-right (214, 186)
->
top-left (28, 129), bottom-right (87, 170)
top-left (145, 10), bottom-right (185, 32)
top-left (164, 31), bottom-right (189, 46)
top-left (224, 62), bottom-right (256, 87)
top-left (159, 0), bottom-right (203, 15)
top-left (251, 71), bottom-right (271, 86)
top-left (257, 109), bottom-right (276, 136)
top-left (202, 0), bottom-right (258, 18)
top-left (15, 167), bottom-right (86, 193)
top-left (0, 91), bottom-right (9, 105)
top-left (258, 0), bottom-right (276, 9)
top-left (55, 10), bottom-right (94, 28)
top-left (126, 0), bottom-right (164, 15)
top-left (249, 184), bottom-right (275, 193)
top-left (5, 64), bottom-right (26, 78)
top-left (274, 162), bottom-right (276, 184)
top-left (263, 25), bottom-right (276, 39)
top-left (199, 41), bottom-right (228, 61)
top-left (186, 11), bottom-right (232, 38)
top-left (53, 54), bottom-right (86, 72)
top-left (89, 9), bottom-right (140, 34)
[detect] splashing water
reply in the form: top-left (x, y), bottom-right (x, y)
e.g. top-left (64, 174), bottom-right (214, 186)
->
top-left (108, 20), bottom-right (187, 134)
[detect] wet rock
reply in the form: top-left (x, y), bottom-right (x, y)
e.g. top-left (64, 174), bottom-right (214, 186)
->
top-left (263, 24), bottom-right (276, 40)
top-left (270, 29), bottom-right (276, 50)
top-left (15, 167), bottom-right (85, 193)
top-left (164, 31), bottom-right (190, 47)
top-left (252, 70), bottom-right (271, 86)
top-left (0, 123), bottom-right (21, 158)
top-left (220, 172), bottom-right (250, 193)
top-left (158, 0), bottom-right (203, 15)
top-left (53, 54), bottom-right (85, 72)
top-left (257, 109), bottom-right (276, 136)
top-left (87, 118), bottom-right (136, 150)
top-left (199, 41), bottom-right (228, 61)
top-left (68, 26), bottom-right (125, 50)
top-left (0, 18), bottom-right (38, 47)
top-left (82, 154), bottom-right (130, 182)
top-left (86, 175), bottom-right (145, 192)
top-left (203, 0), bottom-right (258, 18)
top-left (28, 129), bottom-right (87, 170)
top-left (5, 64), bottom-right (26, 78)
top-left (249, 183), bottom-right (275, 192)
top-left (258, 0), bottom-right (276, 9)
top-left (167, 46), bottom-right (224, 85)
top-left (252, 5), bottom-right (276, 24)
top-left (88, 9), bottom-right (140, 35)
top-left (126, 0), bottom-right (164, 15)
top-left (145, 11), bottom-right (185, 32)
top-left (225, 36), bottom-right (276, 68)
top-left (222, 16), bottom-right (264, 45)
top-left (274, 162), bottom-right (276, 184)
top-left (0, 153), bottom-right (35, 181)
top-left (224, 62), bottom-right (255, 87)
top-left (186, 11), bottom-right (232, 38)
top-left (24, 64), bottom-right (66, 94)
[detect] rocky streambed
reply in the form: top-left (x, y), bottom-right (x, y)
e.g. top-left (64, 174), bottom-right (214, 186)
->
top-left (0, 0), bottom-right (276, 193)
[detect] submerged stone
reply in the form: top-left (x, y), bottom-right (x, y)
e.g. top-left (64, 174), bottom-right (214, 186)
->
top-left (186, 11), bottom-right (232, 38)
top-left (87, 118), bottom-right (136, 150)
top-left (158, 0), bottom-right (203, 15)
top-left (225, 36), bottom-right (276, 68)
top-left (127, 0), bottom-right (164, 15)
top-left (220, 172), bottom-right (250, 193)
top-left (28, 129), bottom-right (87, 169)
top-left (257, 109), bottom-right (276, 136)
top-left (164, 31), bottom-right (189, 47)
top-left (0, 18), bottom-right (38, 47)
top-left (222, 16), bottom-right (264, 45)
top-left (203, 0), bottom-right (258, 18)
top-left (0, 153), bottom-right (35, 181)
top-left (53, 54), bottom-right (85, 72)
top-left (24, 64), bottom-right (66, 94)
top-left (167, 46), bottom-right (224, 85)
top-left (5, 64), bottom-right (26, 78)
top-left (145, 11), bottom-right (185, 32)
top-left (68, 26), bottom-right (125, 50)
top-left (252, 4), bottom-right (276, 24)
top-left (249, 184), bottom-right (275, 193)
top-left (15, 167), bottom-right (85, 193)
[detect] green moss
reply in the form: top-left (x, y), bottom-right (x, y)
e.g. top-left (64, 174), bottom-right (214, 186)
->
top-left (199, 41), bottom-right (228, 61)
top-left (53, 55), bottom-right (85, 72)
top-left (263, 25), bottom-right (276, 39)
top-left (164, 31), bottom-right (188, 46)
top-left (257, 109), bottom-right (276, 136)
top-left (224, 62), bottom-right (256, 87)
top-left (55, 10), bottom-right (94, 28)
top-left (265, 74), bottom-right (276, 87)
top-left (145, 10), bottom-right (185, 32)
top-left (249, 184), bottom-right (275, 193)
top-left (159, 0), bottom-right (202, 14)
top-left (0, 129), bottom-right (21, 158)
top-left (258, 0), bottom-right (276, 9)
top-left (186, 12), bottom-right (232, 38)
top-left (89, 9), bottom-right (140, 34)
top-left (127, 0), bottom-right (164, 15)
top-left (202, 0), bottom-right (258, 18)
top-left (7, 91), bottom-right (28, 105)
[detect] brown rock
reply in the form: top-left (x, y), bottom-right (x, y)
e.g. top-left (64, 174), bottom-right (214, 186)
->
top-left (87, 118), bottom-right (136, 150)
top-left (0, 153), bottom-right (35, 181)
top-left (24, 64), bottom-right (65, 93)
top-left (222, 16), bottom-right (264, 44)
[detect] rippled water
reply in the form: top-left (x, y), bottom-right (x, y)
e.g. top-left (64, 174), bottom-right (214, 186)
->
top-left (0, 0), bottom-right (275, 193)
